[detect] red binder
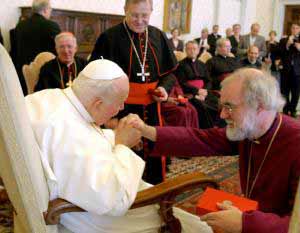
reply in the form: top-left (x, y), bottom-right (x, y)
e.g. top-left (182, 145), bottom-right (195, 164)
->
top-left (196, 187), bottom-right (258, 216)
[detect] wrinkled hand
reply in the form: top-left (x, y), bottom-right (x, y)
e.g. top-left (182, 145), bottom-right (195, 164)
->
top-left (295, 42), bottom-right (300, 51)
top-left (152, 86), bottom-right (168, 102)
top-left (114, 115), bottom-right (142, 148)
top-left (228, 52), bottom-right (235, 58)
top-left (167, 97), bottom-right (179, 105)
top-left (197, 88), bottom-right (208, 101)
top-left (264, 58), bottom-right (272, 64)
top-left (287, 36), bottom-right (294, 48)
top-left (198, 88), bottom-right (208, 97)
top-left (201, 202), bottom-right (242, 233)
top-left (203, 44), bottom-right (210, 50)
top-left (121, 113), bottom-right (146, 132)
top-left (195, 95), bottom-right (205, 101)
top-left (104, 118), bottom-right (119, 129)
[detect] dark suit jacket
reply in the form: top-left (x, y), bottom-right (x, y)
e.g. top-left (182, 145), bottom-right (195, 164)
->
top-left (15, 13), bottom-right (61, 94)
top-left (279, 36), bottom-right (300, 75)
top-left (240, 58), bottom-right (262, 69)
top-left (9, 28), bottom-right (17, 66)
top-left (0, 29), bottom-right (3, 45)
top-left (168, 38), bottom-right (184, 52)
top-left (238, 34), bottom-right (267, 58)
top-left (195, 37), bottom-right (209, 56)
top-left (228, 35), bottom-right (241, 55)
top-left (207, 33), bottom-right (221, 56)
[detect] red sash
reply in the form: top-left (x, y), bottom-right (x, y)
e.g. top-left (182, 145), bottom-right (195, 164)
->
top-left (125, 81), bottom-right (167, 180)
top-left (187, 80), bottom-right (204, 89)
top-left (125, 82), bottom-right (158, 105)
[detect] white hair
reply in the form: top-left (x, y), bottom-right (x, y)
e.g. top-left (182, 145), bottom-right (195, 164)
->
top-left (32, 0), bottom-right (50, 13)
top-left (221, 68), bottom-right (285, 112)
top-left (55, 32), bottom-right (77, 47)
top-left (72, 73), bottom-right (119, 104)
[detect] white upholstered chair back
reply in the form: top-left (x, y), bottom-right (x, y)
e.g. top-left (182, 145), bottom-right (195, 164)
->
top-left (198, 51), bottom-right (212, 63)
top-left (0, 44), bottom-right (57, 233)
top-left (22, 52), bottom-right (55, 94)
top-left (174, 51), bottom-right (186, 62)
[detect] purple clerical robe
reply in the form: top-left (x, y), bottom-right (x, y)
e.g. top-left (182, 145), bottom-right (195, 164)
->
top-left (151, 114), bottom-right (300, 233)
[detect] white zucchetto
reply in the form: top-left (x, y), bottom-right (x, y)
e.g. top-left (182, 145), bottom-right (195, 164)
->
top-left (80, 59), bottom-right (126, 80)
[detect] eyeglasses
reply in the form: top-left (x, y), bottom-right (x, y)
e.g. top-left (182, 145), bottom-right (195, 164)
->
top-left (218, 102), bottom-right (239, 113)
top-left (127, 12), bottom-right (150, 20)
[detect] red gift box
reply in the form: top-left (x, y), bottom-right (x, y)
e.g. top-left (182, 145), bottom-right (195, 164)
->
top-left (196, 187), bottom-right (258, 216)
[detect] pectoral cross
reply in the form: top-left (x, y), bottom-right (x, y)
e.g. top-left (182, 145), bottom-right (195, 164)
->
top-left (137, 67), bottom-right (150, 82)
top-left (66, 74), bottom-right (73, 87)
top-left (66, 80), bottom-right (73, 87)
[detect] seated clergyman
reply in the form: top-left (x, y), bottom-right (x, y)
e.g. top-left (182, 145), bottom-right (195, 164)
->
top-left (34, 32), bottom-right (87, 92)
top-left (26, 59), bottom-right (213, 233)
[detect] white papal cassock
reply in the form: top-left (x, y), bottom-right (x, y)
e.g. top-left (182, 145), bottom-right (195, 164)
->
top-left (25, 87), bottom-right (212, 233)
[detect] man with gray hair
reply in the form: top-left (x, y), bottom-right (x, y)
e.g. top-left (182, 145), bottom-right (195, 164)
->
top-left (131, 68), bottom-right (300, 233)
top-left (240, 45), bottom-right (262, 69)
top-left (195, 28), bottom-right (210, 56)
top-left (26, 59), bottom-right (213, 233)
top-left (15, 0), bottom-right (61, 95)
top-left (35, 32), bottom-right (87, 91)
top-left (238, 23), bottom-right (267, 59)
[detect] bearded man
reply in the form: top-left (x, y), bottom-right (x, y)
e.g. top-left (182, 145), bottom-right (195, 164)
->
top-left (129, 68), bottom-right (300, 233)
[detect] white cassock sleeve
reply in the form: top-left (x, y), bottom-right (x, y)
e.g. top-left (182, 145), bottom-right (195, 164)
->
top-left (39, 120), bottom-right (145, 217)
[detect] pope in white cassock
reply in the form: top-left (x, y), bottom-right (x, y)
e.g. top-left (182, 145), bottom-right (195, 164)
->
top-left (25, 59), bottom-right (212, 233)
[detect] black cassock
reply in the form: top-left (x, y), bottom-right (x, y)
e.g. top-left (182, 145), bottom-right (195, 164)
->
top-left (206, 55), bottom-right (241, 90)
top-left (35, 57), bottom-right (87, 92)
top-left (90, 23), bottom-right (177, 184)
top-left (176, 57), bottom-right (220, 129)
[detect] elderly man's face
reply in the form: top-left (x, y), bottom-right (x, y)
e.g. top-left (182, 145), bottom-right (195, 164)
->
top-left (186, 43), bottom-right (199, 59)
top-left (218, 40), bottom-right (231, 56)
top-left (94, 77), bottom-right (129, 125)
top-left (56, 37), bottom-right (77, 65)
top-left (125, 1), bottom-right (152, 33)
top-left (233, 25), bottom-right (241, 34)
top-left (291, 24), bottom-right (300, 36)
top-left (248, 47), bottom-right (259, 62)
top-left (201, 31), bottom-right (208, 39)
top-left (213, 26), bottom-right (219, 34)
top-left (226, 28), bottom-right (233, 38)
top-left (251, 25), bottom-right (260, 37)
top-left (220, 80), bottom-right (257, 141)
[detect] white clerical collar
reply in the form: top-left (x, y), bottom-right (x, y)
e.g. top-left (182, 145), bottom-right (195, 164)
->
top-left (63, 87), bottom-right (94, 123)
top-left (248, 59), bottom-right (256, 65)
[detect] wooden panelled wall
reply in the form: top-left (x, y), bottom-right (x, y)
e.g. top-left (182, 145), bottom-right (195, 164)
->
top-left (21, 7), bottom-right (124, 58)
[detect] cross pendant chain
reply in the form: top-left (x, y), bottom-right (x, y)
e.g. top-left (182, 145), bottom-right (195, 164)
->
top-left (123, 19), bottom-right (150, 82)
top-left (137, 67), bottom-right (150, 82)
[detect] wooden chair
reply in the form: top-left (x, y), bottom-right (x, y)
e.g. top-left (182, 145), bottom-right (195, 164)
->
top-left (174, 51), bottom-right (187, 62)
top-left (0, 44), bottom-right (218, 233)
top-left (198, 51), bottom-right (212, 64)
top-left (22, 52), bottom-right (55, 94)
top-left (289, 179), bottom-right (300, 233)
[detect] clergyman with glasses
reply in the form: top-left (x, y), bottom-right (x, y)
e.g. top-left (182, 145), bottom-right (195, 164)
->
top-left (89, 0), bottom-right (177, 185)
top-left (128, 68), bottom-right (300, 233)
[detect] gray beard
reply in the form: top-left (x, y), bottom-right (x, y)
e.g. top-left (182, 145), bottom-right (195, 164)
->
top-left (226, 110), bottom-right (258, 141)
